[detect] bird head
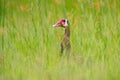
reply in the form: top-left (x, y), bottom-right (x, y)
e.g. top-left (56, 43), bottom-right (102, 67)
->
top-left (53, 18), bottom-right (69, 28)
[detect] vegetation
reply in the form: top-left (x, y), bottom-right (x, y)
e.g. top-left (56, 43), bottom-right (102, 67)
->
top-left (0, 0), bottom-right (120, 80)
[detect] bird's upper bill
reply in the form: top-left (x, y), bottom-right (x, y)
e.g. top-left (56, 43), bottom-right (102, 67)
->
top-left (53, 18), bottom-right (68, 27)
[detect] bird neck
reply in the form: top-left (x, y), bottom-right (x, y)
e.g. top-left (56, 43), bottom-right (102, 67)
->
top-left (65, 26), bottom-right (70, 38)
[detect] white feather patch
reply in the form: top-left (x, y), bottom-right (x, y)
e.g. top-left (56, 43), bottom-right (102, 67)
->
top-left (64, 19), bottom-right (68, 27)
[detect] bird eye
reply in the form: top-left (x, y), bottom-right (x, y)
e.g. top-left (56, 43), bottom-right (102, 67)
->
top-left (62, 19), bottom-right (65, 22)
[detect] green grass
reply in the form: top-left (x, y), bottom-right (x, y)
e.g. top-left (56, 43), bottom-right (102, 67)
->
top-left (0, 0), bottom-right (120, 80)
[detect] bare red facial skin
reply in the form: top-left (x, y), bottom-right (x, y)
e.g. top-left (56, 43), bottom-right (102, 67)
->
top-left (53, 19), bottom-right (65, 27)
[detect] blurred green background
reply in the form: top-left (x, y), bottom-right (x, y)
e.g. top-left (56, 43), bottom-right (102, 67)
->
top-left (0, 0), bottom-right (120, 80)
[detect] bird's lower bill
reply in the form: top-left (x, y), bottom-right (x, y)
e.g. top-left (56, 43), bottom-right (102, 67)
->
top-left (53, 23), bottom-right (62, 27)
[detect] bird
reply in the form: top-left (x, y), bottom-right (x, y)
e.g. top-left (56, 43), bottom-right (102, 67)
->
top-left (53, 18), bottom-right (71, 56)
